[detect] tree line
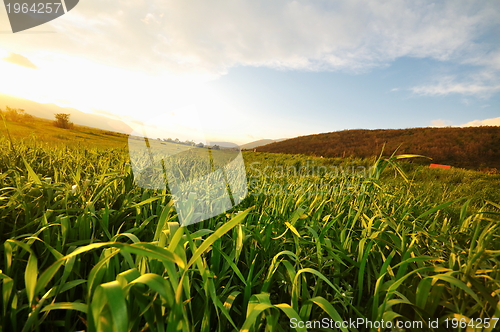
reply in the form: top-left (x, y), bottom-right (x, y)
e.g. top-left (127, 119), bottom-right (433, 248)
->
top-left (0, 106), bottom-right (34, 123)
top-left (1, 106), bottom-right (73, 129)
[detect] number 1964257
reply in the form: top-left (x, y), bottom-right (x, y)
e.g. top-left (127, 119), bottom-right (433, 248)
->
top-left (5, 2), bottom-right (62, 14)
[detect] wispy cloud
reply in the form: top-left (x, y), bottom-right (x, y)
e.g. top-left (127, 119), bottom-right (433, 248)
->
top-left (2, 52), bottom-right (38, 69)
top-left (458, 117), bottom-right (500, 127)
top-left (1, 0), bottom-right (499, 78)
top-left (411, 81), bottom-right (500, 98)
top-left (432, 117), bottom-right (500, 128)
top-left (410, 68), bottom-right (500, 98)
top-left (430, 119), bottom-right (453, 127)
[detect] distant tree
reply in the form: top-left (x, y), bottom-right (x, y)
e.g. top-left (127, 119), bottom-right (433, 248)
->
top-left (196, 142), bottom-right (204, 148)
top-left (23, 112), bottom-right (34, 123)
top-left (54, 113), bottom-right (73, 129)
top-left (212, 144), bottom-right (220, 150)
top-left (2, 106), bottom-right (34, 123)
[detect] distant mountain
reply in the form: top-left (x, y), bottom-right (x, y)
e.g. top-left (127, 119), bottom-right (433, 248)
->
top-left (240, 138), bottom-right (288, 150)
top-left (255, 127), bottom-right (500, 170)
top-left (0, 93), bottom-right (132, 134)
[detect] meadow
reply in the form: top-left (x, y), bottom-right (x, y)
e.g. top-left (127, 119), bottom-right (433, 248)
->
top-left (0, 130), bottom-right (500, 331)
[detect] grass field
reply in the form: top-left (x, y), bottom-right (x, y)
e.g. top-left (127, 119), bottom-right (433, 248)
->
top-left (1, 124), bottom-right (500, 331)
top-left (0, 115), bottom-right (128, 149)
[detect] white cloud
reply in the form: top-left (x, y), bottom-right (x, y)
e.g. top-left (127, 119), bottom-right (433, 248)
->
top-left (411, 81), bottom-right (500, 98)
top-left (1, 0), bottom-right (498, 78)
top-left (458, 117), bottom-right (500, 127)
top-left (431, 117), bottom-right (500, 128)
top-left (410, 70), bottom-right (500, 98)
top-left (430, 119), bottom-right (452, 127)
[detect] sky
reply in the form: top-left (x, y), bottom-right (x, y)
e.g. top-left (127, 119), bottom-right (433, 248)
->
top-left (0, 0), bottom-right (499, 145)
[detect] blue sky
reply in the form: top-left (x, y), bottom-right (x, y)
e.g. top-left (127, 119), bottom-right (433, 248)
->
top-left (207, 57), bottom-right (500, 137)
top-left (0, 0), bottom-right (499, 144)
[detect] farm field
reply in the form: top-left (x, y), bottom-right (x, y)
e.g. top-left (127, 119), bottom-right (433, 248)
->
top-left (1, 130), bottom-right (500, 331)
top-left (3, 2), bottom-right (500, 331)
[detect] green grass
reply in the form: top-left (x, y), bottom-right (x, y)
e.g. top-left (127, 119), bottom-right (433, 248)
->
top-left (0, 137), bottom-right (499, 331)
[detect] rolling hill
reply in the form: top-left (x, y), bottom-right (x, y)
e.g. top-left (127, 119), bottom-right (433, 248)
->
top-left (255, 127), bottom-right (500, 170)
top-left (240, 138), bottom-right (288, 149)
top-left (0, 111), bottom-right (129, 149)
top-left (0, 93), bottom-right (132, 134)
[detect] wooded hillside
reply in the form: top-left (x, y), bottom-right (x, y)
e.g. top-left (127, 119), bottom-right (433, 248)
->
top-left (255, 126), bottom-right (500, 170)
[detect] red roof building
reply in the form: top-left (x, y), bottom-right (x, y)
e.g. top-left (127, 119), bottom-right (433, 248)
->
top-left (429, 164), bottom-right (451, 169)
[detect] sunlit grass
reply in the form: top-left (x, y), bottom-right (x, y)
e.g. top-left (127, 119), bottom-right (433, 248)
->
top-left (0, 115), bottom-right (128, 149)
top-left (0, 138), bottom-right (499, 331)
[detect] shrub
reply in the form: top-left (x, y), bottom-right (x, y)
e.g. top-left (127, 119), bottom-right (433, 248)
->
top-left (54, 113), bottom-right (74, 129)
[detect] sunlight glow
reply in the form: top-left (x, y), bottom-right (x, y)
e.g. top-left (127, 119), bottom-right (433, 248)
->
top-left (0, 50), bottom-right (251, 143)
